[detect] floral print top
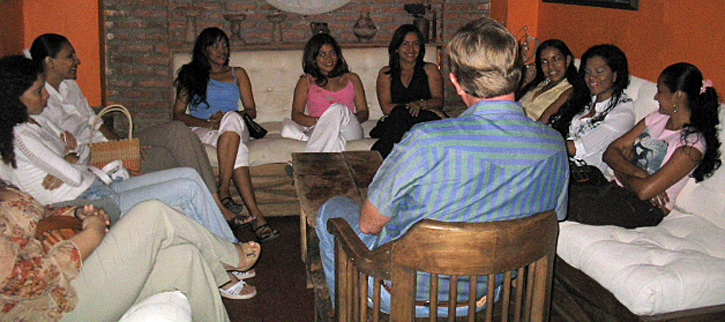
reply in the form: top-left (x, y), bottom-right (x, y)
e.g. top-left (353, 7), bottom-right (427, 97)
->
top-left (0, 186), bottom-right (82, 321)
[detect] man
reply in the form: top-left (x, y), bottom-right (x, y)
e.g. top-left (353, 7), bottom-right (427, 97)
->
top-left (316, 17), bottom-right (569, 317)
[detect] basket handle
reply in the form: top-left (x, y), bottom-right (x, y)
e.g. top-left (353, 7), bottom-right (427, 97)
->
top-left (92, 104), bottom-right (133, 143)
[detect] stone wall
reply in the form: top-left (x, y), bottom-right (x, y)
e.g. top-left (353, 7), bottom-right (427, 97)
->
top-left (103, 0), bottom-right (490, 129)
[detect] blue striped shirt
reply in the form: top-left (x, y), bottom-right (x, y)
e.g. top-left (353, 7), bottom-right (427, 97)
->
top-left (367, 100), bottom-right (569, 303)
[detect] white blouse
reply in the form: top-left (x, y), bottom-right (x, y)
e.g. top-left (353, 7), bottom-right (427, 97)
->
top-left (568, 94), bottom-right (635, 179)
top-left (9, 114), bottom-right (95, 205)
top-left (42, 80), bottom-right (107, 145)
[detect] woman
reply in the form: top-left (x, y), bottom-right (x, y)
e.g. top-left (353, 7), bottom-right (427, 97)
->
top-left (0, 55), bottom-right (261, 318)
top-left (516, 39), bottom-right (576, 123)
top-left (0, 55), bottom-right (241, 243)
top-left (568, 62), bottom-right (721, 228)
top-left (550, 44), bottom-right (636, 180)
top-left (0, 184), bottom-right (260, 321)
top-left (282, 33), bottom-right (369, 153)
top-left (173, 27), bottom-right (279, 241)
top-left (369, 24), bottom-right (444, 158)
top-left (28, 34), bottom-right (242, 226)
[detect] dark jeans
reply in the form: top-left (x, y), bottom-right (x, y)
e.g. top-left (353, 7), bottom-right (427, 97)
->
top-left (567, 181), bottom-right (664, 228)
top-left (370, 105), bottom-right (441, 158)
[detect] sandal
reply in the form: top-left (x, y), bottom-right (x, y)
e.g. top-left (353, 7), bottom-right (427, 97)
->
top-left (253, 223), bottom-right (281, 242)
top-left (221, 196), bottom-right (245, 215)
top-left (237, 241), bottom-right (261, 271)
top-left (229, 269), bottom-right (256, 280)
top-left (219, 280), bottom-right (257, 300)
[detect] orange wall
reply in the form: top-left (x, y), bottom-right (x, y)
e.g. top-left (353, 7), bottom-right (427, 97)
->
top-left (491, 0), bottom-right (540, 65)
top-left (538, 0), bottom-right (725, 88)
top-left (23, 0), bottom-right (102, 106)
top-left (0, 0), bottom-right (25, 57)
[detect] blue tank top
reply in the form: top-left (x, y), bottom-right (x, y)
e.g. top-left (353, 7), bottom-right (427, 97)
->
top-left (189, 67), bottom-right (240, 120)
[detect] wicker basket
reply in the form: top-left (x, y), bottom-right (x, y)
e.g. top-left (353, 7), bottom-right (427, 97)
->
top-left (89, 104), bottom-right (141, 172)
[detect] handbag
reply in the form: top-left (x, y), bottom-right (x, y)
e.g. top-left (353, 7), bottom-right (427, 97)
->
top-left (242, 113), bottom-right (267, 139)
top-left (35, 207), bottom-right (83, 254)
top-left (569, 159), bottom-right (608, 186)
top-left (89, 104), bottom-right (141, 173)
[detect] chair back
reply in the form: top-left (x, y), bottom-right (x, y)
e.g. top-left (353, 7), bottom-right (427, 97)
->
top-left (330, 210), bottom-right (558, 322)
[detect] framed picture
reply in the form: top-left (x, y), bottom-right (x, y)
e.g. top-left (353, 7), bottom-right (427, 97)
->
top-left (543, 0), bottom-right (638, 10)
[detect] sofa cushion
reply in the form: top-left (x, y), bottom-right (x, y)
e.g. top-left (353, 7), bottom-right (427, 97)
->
top-left (558, 212), bottom-right (725, 315)
top-left (673, 103), bottom-right (725, 230)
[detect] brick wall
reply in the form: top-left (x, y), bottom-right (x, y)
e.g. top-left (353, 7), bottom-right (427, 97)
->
top-left (103, 0), bottom-right (490, 129)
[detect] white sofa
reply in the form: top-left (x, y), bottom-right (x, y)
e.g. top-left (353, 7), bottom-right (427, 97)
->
top-left (172, 45), bottom-right (439, 167)
top-left (555, 74), bottom-right (725, 320)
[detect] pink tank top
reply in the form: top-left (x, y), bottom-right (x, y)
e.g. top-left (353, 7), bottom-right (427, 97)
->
top-left (306, 74), bottom-right (356, 117)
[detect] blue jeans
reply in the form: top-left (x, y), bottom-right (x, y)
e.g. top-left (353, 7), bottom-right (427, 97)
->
top-left (316, 196), bottom-right (493, 317)
top-left (79, 167), bottom-right (238, 243)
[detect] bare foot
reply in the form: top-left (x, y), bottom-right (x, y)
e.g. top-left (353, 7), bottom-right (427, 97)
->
top-left (236, 241), bottom-right (260, 271)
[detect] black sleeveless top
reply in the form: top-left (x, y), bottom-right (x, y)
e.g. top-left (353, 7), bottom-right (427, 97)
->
top-left (391, 64), bottom-right (432, 105)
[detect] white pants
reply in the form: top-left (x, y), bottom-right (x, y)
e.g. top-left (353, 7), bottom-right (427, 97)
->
top-left (281, 103), bottom-right (363, 153)
top-left (191, 111), bottom-right (250, 168)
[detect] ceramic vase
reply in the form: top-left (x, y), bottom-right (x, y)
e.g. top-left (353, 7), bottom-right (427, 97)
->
top-left (352, 12), bottom-right (377, 43)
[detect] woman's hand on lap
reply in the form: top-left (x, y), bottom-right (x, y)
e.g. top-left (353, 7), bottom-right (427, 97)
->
top-left (42, 174), bottom-right (63, 190)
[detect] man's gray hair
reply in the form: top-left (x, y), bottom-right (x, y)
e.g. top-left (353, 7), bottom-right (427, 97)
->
top-left (446, 18), bottom-right (523, 99)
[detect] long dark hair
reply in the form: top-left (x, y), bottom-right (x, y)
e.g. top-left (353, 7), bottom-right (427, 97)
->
top-left (550, 44), bottom-right (630, 137)
top-left (516, 39), bottom-right (576, 100)
top-left (0, 55), bottom-right (44, 167)
top-left (660, 62), bottom-right (721, 181)
top-left (385, 24), bottom-right (426, 81)
top-left (302, 34), bottom-right (349, 87)
top-left (174, 27), bottom-right (230, 108)
top-left (30, 33), bottom-right (70, 65)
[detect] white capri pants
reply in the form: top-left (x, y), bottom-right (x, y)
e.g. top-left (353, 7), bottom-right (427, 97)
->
top-left (191, 111), bottom-right (250, 169)
top-left (281, 103), bottom-right (363, 153)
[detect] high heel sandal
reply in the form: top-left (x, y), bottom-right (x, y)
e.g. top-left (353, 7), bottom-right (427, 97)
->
top-left (219, 280), bottom-right (257, 300)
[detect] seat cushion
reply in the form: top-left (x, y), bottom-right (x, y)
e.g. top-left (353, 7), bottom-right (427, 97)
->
top-left (557, 211), bottom-right (725, 315)
top-left (204, 120), bottom-right (379, 167)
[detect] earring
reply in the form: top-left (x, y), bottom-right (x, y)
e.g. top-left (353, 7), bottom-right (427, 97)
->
top-left (673, 104), bottom-right (679, 113)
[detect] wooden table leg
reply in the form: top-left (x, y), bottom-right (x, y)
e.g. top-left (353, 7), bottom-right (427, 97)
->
top-left (300, 210), bottom-right (308, 263)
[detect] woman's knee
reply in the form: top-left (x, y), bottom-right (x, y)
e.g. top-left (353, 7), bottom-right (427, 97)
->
top-left (171, 167), bottom-right (204, 181)
top-left (121, 199), bottom-right (181, 227)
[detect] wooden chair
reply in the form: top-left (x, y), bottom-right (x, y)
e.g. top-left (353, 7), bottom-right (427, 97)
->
top-left (327, 210), bottom-right (558, 322)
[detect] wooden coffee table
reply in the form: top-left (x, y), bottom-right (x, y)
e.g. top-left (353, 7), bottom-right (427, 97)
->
top-left (292, 151), bottom-right (383, 263)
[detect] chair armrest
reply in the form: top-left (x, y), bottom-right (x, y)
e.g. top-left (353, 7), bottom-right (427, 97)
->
top-left (327, 217), bottom-right (392, 280)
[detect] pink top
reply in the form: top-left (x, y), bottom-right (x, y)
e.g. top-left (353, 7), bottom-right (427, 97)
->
top-left (306, 74), bottom-right (356, 117)
top-left (617, 111), bottom-right (706, 209)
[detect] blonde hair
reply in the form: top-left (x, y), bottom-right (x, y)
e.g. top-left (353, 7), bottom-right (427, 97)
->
top-left (446, 18), bottom-right (522, 99)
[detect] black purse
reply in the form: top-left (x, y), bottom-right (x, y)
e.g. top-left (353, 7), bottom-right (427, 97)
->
top-left (242, 113), bottom-right (268, 139)
top-left (569, 159), bottom-right (608, 186)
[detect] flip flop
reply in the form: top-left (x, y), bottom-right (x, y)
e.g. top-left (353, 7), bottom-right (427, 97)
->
top-left (219, 280), bottom-right (257, 300)
top-left (253, 223), bottom-right (281, 242)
